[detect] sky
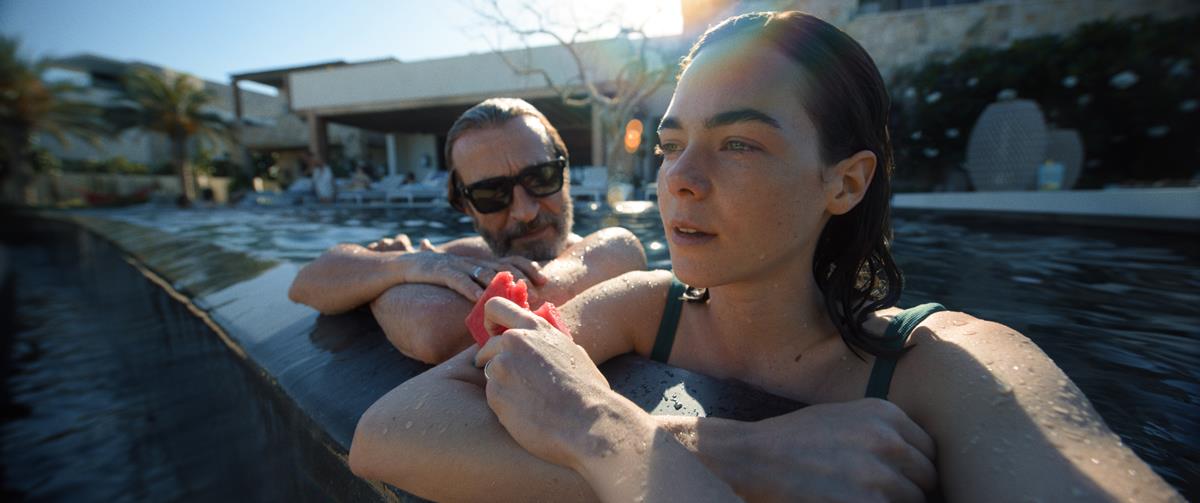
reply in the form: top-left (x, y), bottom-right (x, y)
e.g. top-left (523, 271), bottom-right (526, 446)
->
top-left (0, 0), bottom-right (683, 93)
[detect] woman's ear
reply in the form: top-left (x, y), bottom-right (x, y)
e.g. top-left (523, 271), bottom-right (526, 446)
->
top-left (825, 150), bottom-right (877, 215)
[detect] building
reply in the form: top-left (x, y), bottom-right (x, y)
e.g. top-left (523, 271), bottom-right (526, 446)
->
top-left (271, 0), bottom-right (1192, 193)
top-left (39, 54), bottom-right (377, 185)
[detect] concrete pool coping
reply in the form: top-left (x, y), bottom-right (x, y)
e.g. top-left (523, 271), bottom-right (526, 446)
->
top-left (44, 211), bottom-right (802, 501)
top-left (892, 187), bottom-right (1200, 232)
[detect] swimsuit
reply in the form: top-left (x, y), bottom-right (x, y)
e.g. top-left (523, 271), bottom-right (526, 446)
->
top-left (649, 276), bottom-right (946, 400)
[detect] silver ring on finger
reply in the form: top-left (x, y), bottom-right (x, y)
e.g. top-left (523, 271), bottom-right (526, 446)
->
top-left (470, 265), bottom-right (485, 283)
top-left (483, 359), bottom-right (495, 380)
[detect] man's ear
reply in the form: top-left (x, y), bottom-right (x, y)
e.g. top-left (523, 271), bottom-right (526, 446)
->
top-left (825, 150), bottom-right (877, 216)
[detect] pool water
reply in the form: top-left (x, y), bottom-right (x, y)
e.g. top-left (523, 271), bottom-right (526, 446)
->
top-left (9, 202), bottom-right (1200, 499)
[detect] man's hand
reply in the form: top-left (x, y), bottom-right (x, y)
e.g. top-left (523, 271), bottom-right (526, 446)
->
top-left (366, 233), bottom-right (416, 252)
top-left (666, 399), bottom-right (937, 502)
top-left (400, 250), bottom-right (548, 301)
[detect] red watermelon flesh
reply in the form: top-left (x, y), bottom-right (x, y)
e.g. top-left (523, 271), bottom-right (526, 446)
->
top-left (464, 271), bottom-right (573, 347)
top-left (465, 271), bottom-right (528, 346)
top-left (532, 302), bottom-right (571, 339)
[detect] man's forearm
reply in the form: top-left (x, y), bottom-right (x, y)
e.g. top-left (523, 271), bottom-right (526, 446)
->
top-left (371, 284), bottom-right (474, 364)
top-left (288, 243), bottom-right (409, 314)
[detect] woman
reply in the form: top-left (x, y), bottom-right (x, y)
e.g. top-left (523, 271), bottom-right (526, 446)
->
top-left (349, 11), bottom-right (1180, 502)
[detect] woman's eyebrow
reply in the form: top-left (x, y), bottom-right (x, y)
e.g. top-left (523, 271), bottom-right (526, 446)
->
top-left (705, 108), bottom-right (782, 129)
top-left (657, 109), bottom-right (782, 134)
top-left (658, 116), bottom-right (682, 133)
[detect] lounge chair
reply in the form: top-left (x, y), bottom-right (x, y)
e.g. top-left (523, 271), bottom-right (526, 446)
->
top-left (572, 166), bottom-right (607, 202)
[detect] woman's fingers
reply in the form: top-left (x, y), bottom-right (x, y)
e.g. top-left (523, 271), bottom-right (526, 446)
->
top-left (484, 297), bottom-right (541, 335)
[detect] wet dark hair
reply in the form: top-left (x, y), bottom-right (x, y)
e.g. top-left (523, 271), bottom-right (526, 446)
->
top-left (681, 11), bottom-right (904, 357)
top-left (444, 98), bottom-right (569, 212)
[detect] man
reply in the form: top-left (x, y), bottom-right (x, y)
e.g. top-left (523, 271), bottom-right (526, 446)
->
top-left (289, 98), bottom-right (647, 363)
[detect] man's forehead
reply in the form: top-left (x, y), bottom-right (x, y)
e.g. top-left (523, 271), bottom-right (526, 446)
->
top-left (452, 117), bottom-right (555, 181)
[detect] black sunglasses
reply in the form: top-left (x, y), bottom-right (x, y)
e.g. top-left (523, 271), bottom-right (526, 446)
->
top-left (456, 157), bottom-right (567, 214)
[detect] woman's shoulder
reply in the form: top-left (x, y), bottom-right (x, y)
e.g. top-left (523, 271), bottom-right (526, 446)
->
top-left (562, 269), bottom-right (676, 361)
top-left (573, 269), bottom-right (675, 308)
top-left (884, 307), bottom-right (1062, 422)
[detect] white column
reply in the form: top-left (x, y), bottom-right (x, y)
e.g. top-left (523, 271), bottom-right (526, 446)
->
top-left (385, 133), bottom-right (400, 177)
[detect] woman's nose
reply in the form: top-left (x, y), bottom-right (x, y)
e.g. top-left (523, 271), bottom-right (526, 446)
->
top-left (661, 148), bottom-right (711, 200)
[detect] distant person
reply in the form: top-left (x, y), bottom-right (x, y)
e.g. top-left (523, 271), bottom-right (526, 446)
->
top-left (289, 98), bottom-right (647, 364)
top-left (348, 164), bottom-right (372, 190)
top-left (307, 153), bottom-right (335, 203)
top-left (402, 171), bottom-right (416, 185)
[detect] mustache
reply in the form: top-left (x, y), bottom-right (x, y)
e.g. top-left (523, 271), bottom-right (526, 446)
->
top-left (502, 214), bottom-right (560, 242)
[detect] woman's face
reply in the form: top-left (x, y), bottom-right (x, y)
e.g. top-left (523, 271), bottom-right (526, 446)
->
top-left (656, 42), bottom-right (834, 288)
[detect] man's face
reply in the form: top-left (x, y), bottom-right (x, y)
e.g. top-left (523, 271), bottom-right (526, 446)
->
top-left (451, 116), bottom-right (572, 261)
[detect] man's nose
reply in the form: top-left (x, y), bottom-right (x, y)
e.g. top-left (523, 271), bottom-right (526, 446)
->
top-left (508, 185), bottom-right (539, 223)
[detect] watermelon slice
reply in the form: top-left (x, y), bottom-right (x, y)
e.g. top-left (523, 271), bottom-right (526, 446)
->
top-left (532, 302), bottom-right (571, 340)
top-left (465, 271), bottom-right (572, 347)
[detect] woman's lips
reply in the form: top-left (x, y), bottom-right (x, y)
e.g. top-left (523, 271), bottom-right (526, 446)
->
top-left (670, 225), bottom-right (716, 246)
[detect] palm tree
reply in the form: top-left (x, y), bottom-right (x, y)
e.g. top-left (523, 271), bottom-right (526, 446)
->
top-left (111, 67), bottom-right (229, 205)
top-left (0, 36), bottom-right (108, 204)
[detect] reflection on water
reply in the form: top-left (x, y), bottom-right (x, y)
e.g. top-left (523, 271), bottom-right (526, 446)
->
top-left (0, 222), bottom-right (321, 501)
top-left (11, 203), bottom-right (1200, 499)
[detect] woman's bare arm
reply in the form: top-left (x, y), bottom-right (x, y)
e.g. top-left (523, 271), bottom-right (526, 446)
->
top-left (893, 312), bottom-right (1182, 502)
top-left (348, 271), bottom-right (668, 500)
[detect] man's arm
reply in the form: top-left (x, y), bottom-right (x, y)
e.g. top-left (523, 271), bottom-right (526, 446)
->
top-left (368, 227), bottom-right (647, 364)
top-left (287, 235), bottom-right (492, 315)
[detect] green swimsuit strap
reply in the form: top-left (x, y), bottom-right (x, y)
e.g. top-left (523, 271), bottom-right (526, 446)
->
top-left (864, 303), bottom-right (947, 400)
top-left (650, 276), bottom-right (689, 364)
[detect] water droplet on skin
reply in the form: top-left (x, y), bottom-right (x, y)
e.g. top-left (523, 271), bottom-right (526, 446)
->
top-left (1090, 458), bottom-right (1101, 465)
top-left (382, 427), bottom-right (389, 435)
top-left (1012, 365), bottom-right (1020, 371)
top-left (405, 421), bottom-right (413, 430)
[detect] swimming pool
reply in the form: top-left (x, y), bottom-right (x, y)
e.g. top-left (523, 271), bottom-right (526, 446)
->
top-left (9, 202), bottom-right (1200, 499)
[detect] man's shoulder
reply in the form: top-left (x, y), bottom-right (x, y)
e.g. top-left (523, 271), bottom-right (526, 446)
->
top-left (567, 227), bottom-right (646, 266)
top-left (575, 227), bottom-right (642, 250)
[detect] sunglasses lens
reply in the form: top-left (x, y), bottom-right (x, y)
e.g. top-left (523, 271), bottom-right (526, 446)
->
top-left (461, 159), bottom-right (564, 214)
top-left (466, 181), bottom-right (511, 214)
top-left (522, 162), bottom-right (564, 196)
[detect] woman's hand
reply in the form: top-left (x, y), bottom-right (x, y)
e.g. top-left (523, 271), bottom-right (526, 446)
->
top-left (474, 297), bottom-right (649, 472)
top-left (674, 399), bottom-right (937, 502)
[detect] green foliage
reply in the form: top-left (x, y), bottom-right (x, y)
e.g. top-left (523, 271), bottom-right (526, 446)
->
top-left (109, 67), bottom-right (233, 203)
top-left (889, 15), bottom-right (1200, 191)
top-left (1, 35), bottom-right (110, 200)
top-left (62, 156), bottom-right (150, 175)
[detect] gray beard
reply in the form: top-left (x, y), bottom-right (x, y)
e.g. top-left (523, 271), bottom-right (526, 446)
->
top-left (476, 202), bottom-right (573, 261)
